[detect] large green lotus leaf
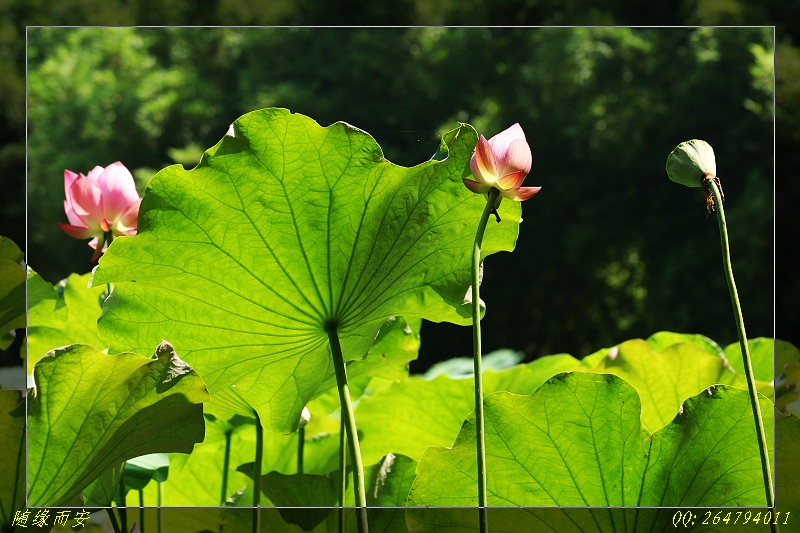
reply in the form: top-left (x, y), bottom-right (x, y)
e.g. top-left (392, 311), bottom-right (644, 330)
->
top-left (27, 341), bottom-right (209, 506)
top-left (0, 390), bottom-right (25, 531)
top-left (92, 108), bottom-right (520, 434)
top-left (26, 272), bottom-right (106, 373)
top-left (355, 354), bottom-right (579, 465)
top-left (584, 338), bottom-right (763, 432)
top-left (407, 372), bottom-right (778, 512)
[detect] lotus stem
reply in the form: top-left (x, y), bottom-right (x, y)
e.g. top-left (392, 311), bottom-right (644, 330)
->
top-left (339, 414), bottom-right (347, 533)
top-left (253, 413), bottom-right (263, 533)
top-left (221, 428), bottom-right (233, 505)
top-left (157, 482), bottom-right (164, 533)
top-left (106, 508), bottom-right (122, 533)
top-left (472, 187), bottom-right (499, 533)
top-left (138, 490), bottom-right (145, 533)
top-left (326, 322), bottom-right (368, 533)
top-left (706, 178), bottom-right (775, 520)
top-left (119, 467), bottom-right (128, 533)
top-left (298, 425), bottom-right (305, 474)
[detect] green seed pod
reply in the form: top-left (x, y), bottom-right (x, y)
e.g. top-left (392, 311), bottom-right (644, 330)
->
top-left (666, 139), bottom-right (716, 188)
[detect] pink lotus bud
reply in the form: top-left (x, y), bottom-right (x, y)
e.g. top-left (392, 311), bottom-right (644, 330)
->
top-left (58, 162), bottom-right (141, 261)
top-left (462, 123), bottom-right (541, 208)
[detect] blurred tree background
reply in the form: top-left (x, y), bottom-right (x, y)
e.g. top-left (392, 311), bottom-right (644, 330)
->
top-left (1, 1), bottom-right (795, 373)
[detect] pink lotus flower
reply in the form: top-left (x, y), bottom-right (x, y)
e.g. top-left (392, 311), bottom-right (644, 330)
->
top-left (58, 162), bottom-right (141, 261)
top-left (463, 123), bottom-right (541, 208)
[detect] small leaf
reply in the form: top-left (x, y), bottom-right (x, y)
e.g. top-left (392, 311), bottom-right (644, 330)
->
top-left (666, 139), bottom-right (716, 188)
top-left (124, 453), bottom-right (171, 491)
top-left (423, 348), bottom-right (524, 379)
top-left (27, 342), bottom-right (209, 506)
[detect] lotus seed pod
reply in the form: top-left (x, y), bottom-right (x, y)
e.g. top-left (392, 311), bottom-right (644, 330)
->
top-left (666, 139), bottom-right (717, 188)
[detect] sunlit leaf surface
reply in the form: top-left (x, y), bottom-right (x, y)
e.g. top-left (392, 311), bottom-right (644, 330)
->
top-left (93, 108), bottom-right (520, 433)
top-left (408, 373), bottom-right (779, 514)
top-left (27, 342), bottom-right (209, 506)
top-left (26, 272), bottom-right (106, 373)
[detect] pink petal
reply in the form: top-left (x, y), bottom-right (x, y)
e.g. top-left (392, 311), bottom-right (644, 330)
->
top-left (462, 178), bottom-right (491, 194)
top-left (487, 123), bottom-right (526, 162)
top-left (59, 222), bottom-right (97, 240)
top-left (64, 169), bottom-right (79, 198)
top-left (470, 135), bottom-right (497, 184)
top-left (501, 138), bottom-right (532, 176)
top-left (64, 199), bottom-right (85, 227)
top-left (86, 165), bottom-right (106, 182)
top-left (502, 186), bottom-right (542, 202)
top-left (63, 170), bottom-right (85, 225)
top-left (98, 162), bottom-right (139, 221)
top-left (495, 171), bottom-right (524, 191)
top-left (69, 177), bottom-right (105, 223)
top-left (115, 198), bottom-right (141, 234)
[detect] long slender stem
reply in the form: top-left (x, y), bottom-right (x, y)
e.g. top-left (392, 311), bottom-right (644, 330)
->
top-left (298, 425), bottom-right (305, 474)
top-left (139, 489), bottom-right (145, 533)
top-left (221, 428), bottom-right (233, 505)
top-left (471, 188), bottom-right (499, 533)
top-left (253, 414), bottom-right (263, 533)
top-left (326, 323), bottom-right (368, 533)
top-left (106, 508), bottom-right (122, 533)
top-left (707, 179), bottom-right (775, 519)
top-left (338, 414), bottom-right (347, 533)
top-left (119, 467), bottom-right (128, 533)
top-left (157, 481), bottom-right (164, 533)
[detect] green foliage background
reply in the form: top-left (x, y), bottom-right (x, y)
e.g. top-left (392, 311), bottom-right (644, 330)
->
top-left (0, 4), bottom-right (792, 371)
